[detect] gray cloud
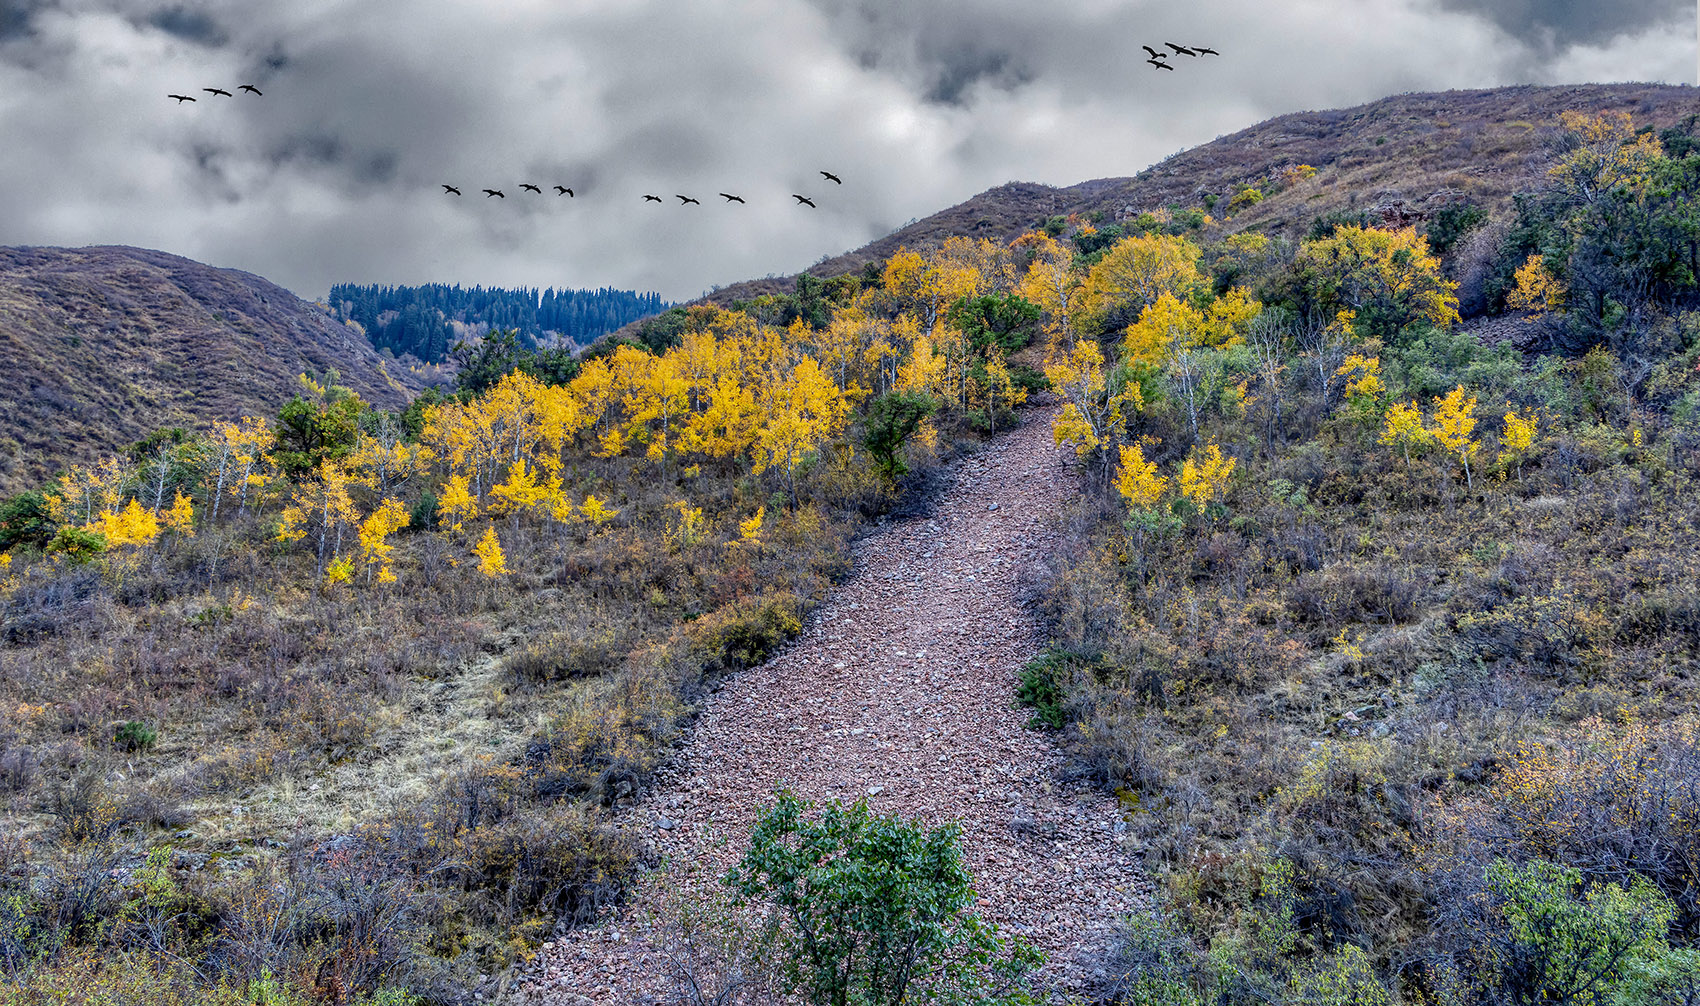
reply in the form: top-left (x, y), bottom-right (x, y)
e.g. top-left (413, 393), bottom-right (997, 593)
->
top-left (0, 0), bottom-right (1689, 305)
top-left (144, 4), bottom-right (225, 47)
top-left (1435, 0), bottom-right (1688, 47)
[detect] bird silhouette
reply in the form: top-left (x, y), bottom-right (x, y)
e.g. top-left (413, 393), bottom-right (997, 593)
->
top-left (168, 93), bottom-right (196, 103)
top-left (1194, 45), bottom-right (1220, 55)
top-left (792, 194), bottom-right (816, 208)
top-left (442, 185), bottom-right (462, 195)
top-left (203, 87), bottom-right (233, 97)
top-left (1147, 58), bottom-right (1174, 70)
top-left (1141, 45), bottom-right (1164, 60)
top-left (238, 84), bottom-right (262, 95)
top-left (719, 193), bottom-right (745, 203)
top-left (1164, 42), bottom-right (1197, 56)
top-left (820, 171), bottom-right (842, 184)
top-left (643, 194), bottom-right (662, 202)
top-left (483, 189), bottom-right (505, 198)
top-left (520, 183), bottom-right (542, 194)
top-left (554, 185), bottom-right (573, 196)
top-left (676, 195), bottom-right (700, 205)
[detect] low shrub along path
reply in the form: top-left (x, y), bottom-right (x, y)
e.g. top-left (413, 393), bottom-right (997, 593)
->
top-left (533, 407), bottom-right (1148, 1002)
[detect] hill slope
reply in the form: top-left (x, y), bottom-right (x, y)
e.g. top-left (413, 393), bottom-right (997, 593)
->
top-left (693, 82), bottom-right (1696, 313)
top-left (0, 245), bottom-right (423, 493)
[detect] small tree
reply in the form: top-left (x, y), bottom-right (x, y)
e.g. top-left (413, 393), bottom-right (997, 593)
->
top-left (862, 390), bottom-right (937, 484)
top-left (723, 791), bottom-right (1040, 1006)
top-left (1428, 385), bottom-right (1480, 489)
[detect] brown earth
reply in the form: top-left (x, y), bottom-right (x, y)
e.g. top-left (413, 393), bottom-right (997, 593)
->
top-left (0, 244), bottom-right (424, 493)
top-left (514, 404), bottom-right (1147, 1004)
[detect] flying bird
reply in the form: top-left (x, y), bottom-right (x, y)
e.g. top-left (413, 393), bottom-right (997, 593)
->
top-left (643, 194), bottom-right (662, 202)
top-left (238, 84), bottom-right (262, 95)
top-left (168, 93), bottom-right (196, 103)
top-left (792, 194), bottom-right (816, 208)
top-left (820, 171), bottom-right (842, 184)
top-left (719, 193), bottom-right (745, 203)
top-left (1141, 45), bottom-right (1164, 60)
top-left (520, 183), bottom-right (542, 194)
top-left (1147, 58), bottom-right (1174, 70)
top-left (1164, 42), bottom-right (1197, 56)
top-left (676, 195), bottom-right (700, 205)
top-left (203, 87), bottom-right (233, 97)
top-left (1194, 46), bottom-right (1220, 55)
top-left (554, 185), bottom-right (573, 196)
top-left (442, 185), bottom-right (462, 195)
top-left (483, 189), bottom-right (505, 198)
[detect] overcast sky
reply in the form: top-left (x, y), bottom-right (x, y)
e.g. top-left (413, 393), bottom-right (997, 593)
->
top-left (0, 0), bottom-right (1692, 303)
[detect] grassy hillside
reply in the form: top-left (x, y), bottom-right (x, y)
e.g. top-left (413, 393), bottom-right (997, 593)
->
top-left (692, 83), bottom-right (1696, 315)
top-left (0, 246), bottom-right (425, 494)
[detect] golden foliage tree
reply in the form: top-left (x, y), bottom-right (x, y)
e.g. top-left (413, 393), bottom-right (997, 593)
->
top-left (1296, 225), bottom-right (1459, 340)
top-left (1378, 401), bottom-right (1430, 464)
top-left (1179, 442), bottom-right (1237, 509)
top-left (1114, 443), bottom-right (1169, 512)
top-left (474, 525), bottom-right (508, 577)
top-left (1428, 385), bottom-right (1480, 489)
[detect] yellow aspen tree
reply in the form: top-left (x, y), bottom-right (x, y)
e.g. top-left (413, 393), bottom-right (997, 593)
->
top-left (438, 473), bottom-right (479, 534)
top-left (894, 319), bottom-right (947, 397)
top-left (974, 350), bottom-right (1027, 435)
top-left (88, 498), bottom-right (161, 548)
top-left (1336, 354), bottom-right (1385, 403)
top-left (1507, 254), bottom-right (1567, 315)
top-left (1115, 443), bottom-right (1169, 512)
top-left (489, 458), bottom-right (553, 527)
top-left (324, 555), bottom-right (355, 588)
top-left (348, 422), bottom-right (434, 498)
top-left (1081, 233), bottom-right (1203, 330)
top-left (1499, 409), bottom-right (1539, 476)
top-left (1201, 287), bottom-right (1259, 348)
top-left (1179, 443), bottom-right (1237, 509)
top-left (753, 357), bottom-right (849, 508)
top-left (474, 526), bottom-right (508, 577)
top-left (164, 490), bottom-right (195, 538)
top-left (277, 460), bottom-right (361, 577)
top-left (1015, 231), bottom-right (1084, 351)
top-left (1046, 338), bottom-right (1140, 477)
top-left (358, 497), bottom-right (410, 585)
top-left (1295, 226), bottom-right (1459, 339)
top-left (577, 495), bottom-right (619, 527)
top-left (1429, 385), bottom-right (1480, 489)
top-left (49, 457), bottom-right (131, 526)
top-left (1378, 401), bottom-right (1430, 464)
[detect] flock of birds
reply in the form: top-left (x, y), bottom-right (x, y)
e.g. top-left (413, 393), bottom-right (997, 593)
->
top-left (1141, 41), bottom-right (1220, 70)
top-left (164, 47), bottom-right (1217, 206)
top-left (167, 84), bottom-right (263, 101)
top-left (442, 170), bottom-right (843, 208)
top-left (167, 81), bottom-right (844, 208)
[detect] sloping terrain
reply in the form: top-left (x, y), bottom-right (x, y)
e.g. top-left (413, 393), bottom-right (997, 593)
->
top-left (0, 245), bottom-right (423, 493)
top-left (524, 403), bottom-right (1147, 1003)
top-left (690, 82), bottom-right (1695, 311)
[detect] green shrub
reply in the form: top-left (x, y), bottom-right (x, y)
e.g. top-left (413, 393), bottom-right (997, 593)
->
top-left (724, 791), bottom-right (1041, 1006)
top-left (113, 721), bottom-right (157, 752)
top-left (1015, 652), bottom-right (1069, 730)
top-left (46, 526), bottom-right (106, 564)
top-left (689, 592), bottom-right (802, 674)
top-left (1426, 201), bottom-right (1487, 255)
top-left (0, 491), bottom-right (55, 551)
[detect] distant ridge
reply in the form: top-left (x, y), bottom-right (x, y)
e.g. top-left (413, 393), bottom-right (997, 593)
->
top-left (0, 245), bottom-right (424, 494)
top-left (679, 82), bottom-right (1696, 316)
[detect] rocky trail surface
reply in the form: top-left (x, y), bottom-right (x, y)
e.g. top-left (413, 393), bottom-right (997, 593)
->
top-left (528, 407), bottom-right (1147, 1003)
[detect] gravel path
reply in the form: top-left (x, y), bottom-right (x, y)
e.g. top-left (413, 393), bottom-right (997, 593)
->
top-left (528, 406), bottom-right (1147, 1004)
